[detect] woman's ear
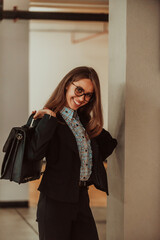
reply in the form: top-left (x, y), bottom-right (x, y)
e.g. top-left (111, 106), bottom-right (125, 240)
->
top-left (65, 82), bottom-right (69, 91)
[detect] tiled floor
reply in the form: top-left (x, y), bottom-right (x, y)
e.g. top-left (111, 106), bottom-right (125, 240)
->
top-left (0, 206), bottom-right (106, 240)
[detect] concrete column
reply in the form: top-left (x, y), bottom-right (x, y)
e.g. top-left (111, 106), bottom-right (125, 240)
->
top-left (107, 0), bottom-right (160, 239)
top-left (0, 0), bottom-right (29, 206)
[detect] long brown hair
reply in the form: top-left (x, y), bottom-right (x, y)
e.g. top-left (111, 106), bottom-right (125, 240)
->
top-left (44, 66), bottom-right (103, 138)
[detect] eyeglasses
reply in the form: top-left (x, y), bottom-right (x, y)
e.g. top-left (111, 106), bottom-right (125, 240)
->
top-left (71, 82), bottom-right (94, 102)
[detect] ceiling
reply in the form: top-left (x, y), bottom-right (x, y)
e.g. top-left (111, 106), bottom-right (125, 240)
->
top-left (30, 0), bottom-right (109, 13)
top-left (30, 0), bottom-right (108, 4)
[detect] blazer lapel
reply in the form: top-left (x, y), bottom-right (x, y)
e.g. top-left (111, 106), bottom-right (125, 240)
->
top-left (57, 112), bottom-right (79, 155)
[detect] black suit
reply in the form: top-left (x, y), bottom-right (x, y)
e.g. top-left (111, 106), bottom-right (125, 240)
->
top-left (28, 113), bottom-right (117, 202)
top-left (28, 112), bottom-right (117, 240)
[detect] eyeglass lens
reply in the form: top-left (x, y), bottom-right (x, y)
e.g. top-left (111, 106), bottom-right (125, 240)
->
top-left (72, 83), bottom-right (93, 101)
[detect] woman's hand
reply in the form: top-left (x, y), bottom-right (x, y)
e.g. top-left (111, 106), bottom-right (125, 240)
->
top-left (32, 109), bottom-right (56, 120)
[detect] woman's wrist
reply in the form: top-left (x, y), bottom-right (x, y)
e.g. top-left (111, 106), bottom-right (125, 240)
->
top-left (49, 110), bottom-right (56, 118)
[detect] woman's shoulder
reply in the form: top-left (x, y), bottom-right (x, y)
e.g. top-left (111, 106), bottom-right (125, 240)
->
top-left (95, 128), bottom-right (117, 147)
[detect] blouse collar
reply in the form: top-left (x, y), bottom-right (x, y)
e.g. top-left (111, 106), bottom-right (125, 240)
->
top-left (60, 106), bottom-right (78, 121)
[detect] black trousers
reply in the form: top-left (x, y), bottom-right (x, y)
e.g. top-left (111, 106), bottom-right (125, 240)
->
top-left (36, 187), bottom-right (99, 240)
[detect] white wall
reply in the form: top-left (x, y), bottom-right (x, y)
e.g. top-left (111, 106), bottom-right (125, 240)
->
top-left (29, 21), bottom-right (108, 128)
top-left (107, 0), bottom-right (126, 239)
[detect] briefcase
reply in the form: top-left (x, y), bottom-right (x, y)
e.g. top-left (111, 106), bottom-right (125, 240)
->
top-left (1, 114), bottom-right (44, 184)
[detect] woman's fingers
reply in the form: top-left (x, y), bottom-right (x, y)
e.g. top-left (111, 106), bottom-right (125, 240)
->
top-left (32, 110), bottom-right (40, 119)
top-left (31, 110), bottom-right (37, 119)
top-left (32, 109), bottom-right (45, 119)
top-left (32, 109), bottom-right (52, 119)
top-left (34, 112), bottom-right (41, 119)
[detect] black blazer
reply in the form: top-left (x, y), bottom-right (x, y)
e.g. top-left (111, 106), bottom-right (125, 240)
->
top-left (28, 113), bottom-right (117, 203)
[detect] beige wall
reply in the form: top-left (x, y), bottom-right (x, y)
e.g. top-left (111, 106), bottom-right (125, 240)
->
top-left (125, 0), bottom-right (160, 238)
top-left (0, 0), bottom-right (29, 202)
top-left (107, 0), bottom-right (160, 239)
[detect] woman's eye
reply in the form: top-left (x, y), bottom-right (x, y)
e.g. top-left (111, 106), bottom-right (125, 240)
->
top-left (86, 93), bottom-right (92, 98)
top-left (76, 87), bottom-right (83, 93)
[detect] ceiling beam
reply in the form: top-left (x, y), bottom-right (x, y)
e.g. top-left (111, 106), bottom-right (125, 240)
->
top-left (2, 10), bottom-right (108, 22)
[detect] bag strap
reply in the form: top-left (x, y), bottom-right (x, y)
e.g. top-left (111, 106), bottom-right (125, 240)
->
top-left (26, 113), bottom-right (34, 127)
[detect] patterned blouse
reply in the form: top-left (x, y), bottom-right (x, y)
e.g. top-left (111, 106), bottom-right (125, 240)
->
top-left (60, 106), bottom-right (92, 181)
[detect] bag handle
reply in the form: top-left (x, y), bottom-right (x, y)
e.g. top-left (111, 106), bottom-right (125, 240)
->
top-left (29, 118), bottom-right (35, 128)
top-left (26, 113), bottom-right (36, 128)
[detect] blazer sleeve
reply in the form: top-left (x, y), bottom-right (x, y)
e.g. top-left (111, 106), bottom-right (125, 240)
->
top-left (27, 114), bottom-right (58, 161)
top-left (95, 128), bottom-right (117, 161)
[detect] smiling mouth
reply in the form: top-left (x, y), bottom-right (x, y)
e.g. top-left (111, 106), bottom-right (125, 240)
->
top-left (73, 98), bottom-right (82, 106)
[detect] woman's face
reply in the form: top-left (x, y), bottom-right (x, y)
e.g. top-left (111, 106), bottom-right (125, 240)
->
top-left (65, 78), bottom-right (94, 110)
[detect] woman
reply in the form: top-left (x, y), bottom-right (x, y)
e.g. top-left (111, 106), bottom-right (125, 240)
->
top-left (29, 66), bottom-right (117, 240)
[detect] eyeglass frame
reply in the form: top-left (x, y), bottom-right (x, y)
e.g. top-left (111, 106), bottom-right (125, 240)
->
top-left (71, 82), bottom-right (95, 102)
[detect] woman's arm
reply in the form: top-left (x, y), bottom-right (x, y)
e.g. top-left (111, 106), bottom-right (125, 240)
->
top-left (27, 109), bottom-right (58, 161)
top-left (95, 129), bottom-right (117, 161)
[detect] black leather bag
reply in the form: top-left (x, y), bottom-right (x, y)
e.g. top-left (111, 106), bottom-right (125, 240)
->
top-left (1, 114), bottom-right (44, 184)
